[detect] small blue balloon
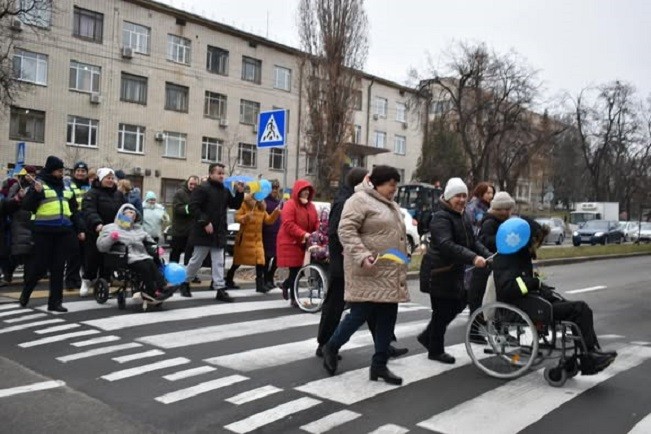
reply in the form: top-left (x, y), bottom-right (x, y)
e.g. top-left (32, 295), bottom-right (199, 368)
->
top-left (164, 262), bottom-right (187, 285)
top-left (253, 179), bottom-right (272, 201)
top-left (496, 217), bottom-right (531, 254)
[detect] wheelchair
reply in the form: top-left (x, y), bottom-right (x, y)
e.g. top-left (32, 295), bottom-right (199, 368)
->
top-left (292, 259), bottom-right (329, 313)
top-left (94, 243), bottom-right (165, 311)
top-left (465, 290), bottom-right (595, 387)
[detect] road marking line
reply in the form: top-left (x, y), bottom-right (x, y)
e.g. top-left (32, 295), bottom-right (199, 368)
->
top-left (205, 320), bottom-right (427, 372)
top-left (4, 313), bottom-right (47, 323)
top-left (0, 380), bottom-right (66, 398)
top-left (0, 304), bottom-right (22, 311)
top-left (565, 285), bottom-right (607, 294)
top-left (225, 385), bottom-right (283, 405)
top-left (71, 335), bottom-right (121, 347)
top-left (0, 308), bottom-right (31, 317)
top-left (57, 343), bottom-right (143, 362)
top-left (112, 349), bottom-right (165, 364)
top-left (369, 424), bottom-right (410, 434)
top-left (155, 374), bottom-right (248, 404)
top-left (0, 319), bottom-right (64, 334)
top-left (295, 343), bottom-right (479, 405)
top-left (630, 341), bottom-right (651, 346)
top-left (300, 409), bottom-right (361, 433)
top-left (101, 357), bottom-right (190, 381)
top-left (34, 323), bottom-right (81, 334)
top-left (629, 413), bottom-right (651, 434)
top-left (224, 397), bottom-right (322, 433)
top-left (19, 330), bottom-right (100, 348)
top-left (163, 366), bottom-right (217, 382)
top-left (416, 345), bottom-right (651, 434)
top-left (597, 334), bottom-right (625, 340)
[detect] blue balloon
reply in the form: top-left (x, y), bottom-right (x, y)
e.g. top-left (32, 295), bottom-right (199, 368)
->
top-left (253, 179), bottom-right (272, 201)
top-left (224, 175), bottom-right (254, 192)
top-left (496, 217), bottom-right (531, 254)
top-left (164, 262), bottom-right (187, 285)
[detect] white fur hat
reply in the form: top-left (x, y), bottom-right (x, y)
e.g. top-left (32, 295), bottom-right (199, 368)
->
top-left (443, 177), bottom-right (468, 201)
top-left (97, 167), bottom-right (114, 182)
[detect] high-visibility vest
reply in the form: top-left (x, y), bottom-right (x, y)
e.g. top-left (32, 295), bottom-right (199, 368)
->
top-left (33, 184), bottom-right (74, 227)
top-left (70, 182), bottom-right (89, 208)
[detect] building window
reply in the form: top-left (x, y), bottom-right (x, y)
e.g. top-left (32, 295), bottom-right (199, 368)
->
top-left (352, 90), bottom-right (363, 111)
top-left (207, 45), bottom-right (228, 75)
top-left (161, 178), bottom-right (184, 204)
top-left (430, 100), bottom-right (452, 115)
top-left (305, 155), bottom-right (316, 175)
top-left (354, 124), bottom-right (362, 144)
top-left (269, 148), bottom-right (285, 170)
top-left (396, 102), bottom-right (407, 122)
top-left (19, 0), bottom-right (52, 28)
top-left (120, 73), bottom-right (147, 105)
top-left (394, 135), bottom-right (406, 155)
top-left (67, 115), bottom-right (98, 148)
top-left (204, 91), bottom-right (227, 119)
top-left (69, 61), bottom-right (100, 93)
top-left (239, 99), bottom-right (260, 125)
top-left (274, 66), bottom-right (291, 91)
top-left (165, 82), bottom-right (189, 113)
top-left (237, 143), bottom-right (257, 167)
top-left (73, 6), bottom-right (103, 43)
top-left (13, 49), bottom-right (47, 85)
top-left (122, 22), bottom-right (150, 54)
top-left (117, 123), bottom-right (145, 154)
top-left (167, 34), bottom-right (191, 65)
top-left (242, 56), bottom-right (261, 84)
top-left (164, 132), bottom-right (186, 158)
top-left (201, 137), bottom-right (222, 163)
top-left (9, 106), bottom-right (45, 142)
top-left (373, 131), bottom-right (386, 148)
top-left (374, 97), bottom-right (387, 117)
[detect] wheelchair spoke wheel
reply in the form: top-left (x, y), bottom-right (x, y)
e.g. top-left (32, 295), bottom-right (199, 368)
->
top-left (466, 302), bottom-right (539, 379)
top-left (293, 264), bottom-right (328, 313)
top-left (94, 278), bottom-right (110, 304)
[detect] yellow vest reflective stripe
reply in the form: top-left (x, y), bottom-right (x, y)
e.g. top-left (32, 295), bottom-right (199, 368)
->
top-left (70, 184), bottom-right (86, 207)
top-left (33, 184), bottom-right (73, 223)
top-left (515, 277), bottom-right (529, 295)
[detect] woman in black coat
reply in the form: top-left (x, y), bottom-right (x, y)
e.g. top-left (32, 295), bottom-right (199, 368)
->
top-left (418, 178), bottom-right (490, 364)
top-left (80, 168), bottom-right (126, 295)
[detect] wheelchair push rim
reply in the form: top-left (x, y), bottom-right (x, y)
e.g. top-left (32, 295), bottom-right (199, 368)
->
top-left (465, 302), bottom-right (539, 379)
top-left (293, 264), bottom-right (328, 313)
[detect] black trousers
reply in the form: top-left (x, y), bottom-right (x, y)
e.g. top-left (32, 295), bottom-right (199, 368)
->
top-left (83, 232), bottom-right (110, 281)
top-left (129, 259), bottom-right (166, 297)
top-left (169, 235), bottom-right (192, 265)
top-left (421, 295), bottom-right (467, 355)
top-left (264, 255), bottom-right (277, 284)
top-left (21, 231), bottom-right (74, 308)
top-left (553, 300), bottom-right (598, 350)
top-left (65, 239), bottom-right (84, 288)
top-left (282, 266), bottom-right (302, 301)
top-left (225, 263), bottom-right (265, 282)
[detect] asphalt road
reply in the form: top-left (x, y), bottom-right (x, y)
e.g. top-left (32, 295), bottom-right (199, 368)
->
top-left (0, 256), bottom-right (650, 434)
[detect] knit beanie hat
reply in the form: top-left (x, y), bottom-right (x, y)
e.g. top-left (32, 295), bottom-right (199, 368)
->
top-left (114, 169), bottom-right (126, 180)
top-left (43, 156), bottom-right (64, 174)
top-left (73, 161), bottom-right (88, 172)
top-left (145, 191), bottom-right (157, 201)
top-left (490, 191), bottom-right (516, 211)
top-left (443, 177), bottom-right (468, 201)
top-left (97, 167), bottom-right (115, 182)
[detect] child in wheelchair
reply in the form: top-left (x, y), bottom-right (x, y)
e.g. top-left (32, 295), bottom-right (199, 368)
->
top-left (491, 217), bottom-right (617, 374)
top-left (97, 204), bottom-right (174, 301)
top-left (307, 207), bottom-right (330, 268)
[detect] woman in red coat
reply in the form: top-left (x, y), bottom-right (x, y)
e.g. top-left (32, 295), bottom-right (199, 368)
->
top-left (277, 179), bottom-right (318, 307)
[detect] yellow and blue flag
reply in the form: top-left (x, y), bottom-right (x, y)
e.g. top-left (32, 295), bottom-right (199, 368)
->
top-left (376, 248), bottom-right (410, 265)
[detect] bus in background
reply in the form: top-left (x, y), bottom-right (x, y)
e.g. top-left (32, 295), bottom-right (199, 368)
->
top-left (395, 183), bottom-right (443, 235)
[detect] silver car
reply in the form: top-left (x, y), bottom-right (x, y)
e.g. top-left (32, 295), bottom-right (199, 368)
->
top-left (535, 217), bottom-right (566, 245)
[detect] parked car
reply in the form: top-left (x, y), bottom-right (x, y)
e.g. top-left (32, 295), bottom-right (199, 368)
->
top-left (572, 220), bottom-right (625, 246)
top-left (634, 222), bottom-right (651, 243)
top-left (619, 221), bottom-right (640, 242)
top-left (225, 209), bottom-right (238, 256)
top-left (400, 207), bottom-right (420, 254)
top-left (535, 217), bottom-right (566, 245)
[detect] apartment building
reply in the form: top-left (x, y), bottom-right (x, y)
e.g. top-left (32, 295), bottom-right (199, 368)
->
top-left (1, 0), bottom-right (422, 201)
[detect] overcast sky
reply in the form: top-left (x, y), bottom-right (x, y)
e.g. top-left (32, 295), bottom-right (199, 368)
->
top-left (160, 0), bottom-right (651, 107)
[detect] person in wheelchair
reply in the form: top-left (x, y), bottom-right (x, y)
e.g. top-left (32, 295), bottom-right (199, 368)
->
top-left (307, 207), bottom-right (330, 266)
top-left (97, 204), bottom-right (173, 301)
top-left (492, 217), bottom-right (617, 373)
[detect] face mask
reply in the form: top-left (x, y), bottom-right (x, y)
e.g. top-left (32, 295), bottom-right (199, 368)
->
top-left (299, 197), bottom-right (308, 204)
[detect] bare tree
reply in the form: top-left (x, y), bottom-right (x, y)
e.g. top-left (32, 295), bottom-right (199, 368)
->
top-left (414, 118), bottom-right (467, 184)
top-left (297, 0), bottom-right (369, 194)
top-left (0, 0), bottom-right (52, 113)
top-left (219, 126), bottom-right (250, 176)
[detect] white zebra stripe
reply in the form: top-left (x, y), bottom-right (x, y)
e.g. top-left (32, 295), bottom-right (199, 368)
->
top-left (0, 308), bottom-right (33, 318)
top-left (57, 343), bottom-right (144, 362)
top-left (368, 424), bottom-right (410, 434)
top-left (101, 358), bottom-right (190, 381)
top-left (0, 304), bottom-right (22, 311)
top-left (224, 397), bottom-right (322, 433)
top-left (300, 409), bottom-right (362, 433)
top-left (225, 385), bottom-right (283, 405)
top-left (0, 380), bottom-right (66, 398)
top-left (155, 375), bottom-right (248, 404)
top-left (5, 313), bottom-right (47, 323)
top-left (0, 319), bottom-right (65, 334)
top-left (71, 335), bottom-right (121, 347)
top-left (162, 366), bottom-right (217, 381)
top-left (112, 349), bottom-right (165, 363)
top-left (628, 413), bottom-right (651, 434)
top-left (19, 329), bottom-right (100, 348)
top-left (34, 323), bottom-right (81, 334)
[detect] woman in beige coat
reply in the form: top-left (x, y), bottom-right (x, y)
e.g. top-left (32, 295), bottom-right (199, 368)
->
top-left (321, 165), bottom-right (409, 385)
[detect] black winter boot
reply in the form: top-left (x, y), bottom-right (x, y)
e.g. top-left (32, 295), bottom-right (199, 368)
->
top-left (215, 288), bottom-right (234, 302)
top-left (256, 278), bottom-right (269, 293)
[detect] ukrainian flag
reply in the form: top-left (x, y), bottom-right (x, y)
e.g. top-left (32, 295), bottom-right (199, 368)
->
top-left (376, 248), bottom-right (410, 265)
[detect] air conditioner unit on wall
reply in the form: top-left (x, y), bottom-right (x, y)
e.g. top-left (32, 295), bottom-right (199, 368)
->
top-left (90, 93), bottom-right (102, 104)
top-left (132, 166), bottom-right (142, 175)
top-left (121, 46), bottom-right (133, 59)
top-left (11, 19), bottom-right (23, 31)
top-left (219, 119), bottom-right (229, 127)
top-left (372, 114), bottom-right (379, 121)
top-left (402, 122), bottom-right (408, 130)
top-left (252, 124), bottom-right (258, 133)
top-left (154, 132), bottom-right (165, 141)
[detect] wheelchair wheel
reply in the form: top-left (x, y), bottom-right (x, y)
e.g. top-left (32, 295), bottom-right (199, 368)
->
top-left (466, 302), bottom-right (539, 379)
top-left (544, 366), bottom-right (568, 387)
top-left (116, 291), bottom-right (126, 310)
top-left (94, 278), bottom-right (110, 304)
top-left (293, 264), bottom-right (328, 313)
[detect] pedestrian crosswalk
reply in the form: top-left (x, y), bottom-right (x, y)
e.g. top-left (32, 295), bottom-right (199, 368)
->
top-left (1, 292), bottom-right (650, 433)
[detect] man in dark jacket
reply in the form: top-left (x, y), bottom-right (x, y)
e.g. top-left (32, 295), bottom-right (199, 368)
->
top-left (180, 163), bottom-right (244, 301)
top-left (262, 179), bottom-right (282, 290)
top-left (65, 161), bottom-right (90, 290)
top-left (19, 156), bottom-right (82, 312)
top-left (170, 175), bottom-right (200, 265)
top-left (492, 217), bottom-right (616, 373)
top-left (0, 185), bottom-right (24, 286)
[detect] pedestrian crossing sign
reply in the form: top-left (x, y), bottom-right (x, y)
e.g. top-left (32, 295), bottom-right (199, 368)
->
top-left (257, 109), bottom-right (286, 148)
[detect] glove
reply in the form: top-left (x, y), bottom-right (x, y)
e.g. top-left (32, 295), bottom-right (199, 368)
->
top-left (110, 231), bottom-right (120, 241)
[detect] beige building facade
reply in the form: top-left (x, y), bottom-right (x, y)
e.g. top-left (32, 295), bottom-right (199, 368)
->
top-left (1, 0), bottom-right (422, 202)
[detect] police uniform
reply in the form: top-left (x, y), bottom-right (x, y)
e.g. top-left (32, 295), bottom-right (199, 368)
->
top-left (64, 161), bottom-right (90, 289)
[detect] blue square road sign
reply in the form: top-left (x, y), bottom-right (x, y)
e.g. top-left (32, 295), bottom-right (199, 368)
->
top-left (257, 109), bottom-right (286, 148)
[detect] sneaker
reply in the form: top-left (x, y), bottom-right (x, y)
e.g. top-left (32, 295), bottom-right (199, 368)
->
top-left (79, 279), bottom-right (92, 297)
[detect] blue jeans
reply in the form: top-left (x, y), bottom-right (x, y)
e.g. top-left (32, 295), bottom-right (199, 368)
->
top-left (327, 302), bottom-right (398, 368)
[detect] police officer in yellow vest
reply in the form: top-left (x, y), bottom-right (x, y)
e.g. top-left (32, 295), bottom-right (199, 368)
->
top-left (19, 156), bottom-right (83, 312)
top-left (65, 161), bottom-right (90, 290)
